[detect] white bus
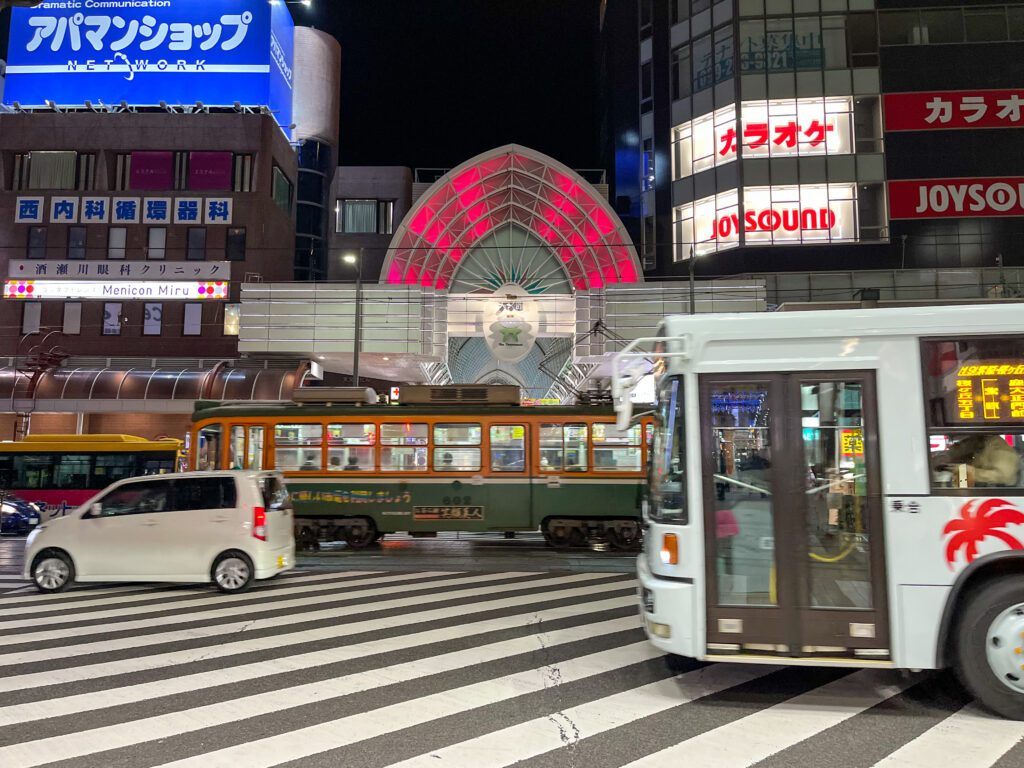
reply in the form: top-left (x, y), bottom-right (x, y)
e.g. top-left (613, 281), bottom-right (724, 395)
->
top-left (613, 303), bottom-right (1024, 719)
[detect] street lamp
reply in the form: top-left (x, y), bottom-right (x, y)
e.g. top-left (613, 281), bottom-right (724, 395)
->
top-left (343, 250), bottom-right (363, 387)
top-left (688, 246), bottom-right (699, 315)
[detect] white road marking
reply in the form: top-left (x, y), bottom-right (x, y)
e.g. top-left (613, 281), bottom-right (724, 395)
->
top-left (0, 578), bottom-right (636, 693)
top-left (0, 596), bottom-right (637, 726)
top-left (620, 669), bottom-right (915, 768)
top-left (869, 702), bottom-right (1024, 767)
top-left (387, 663), bottom-right (780, 768)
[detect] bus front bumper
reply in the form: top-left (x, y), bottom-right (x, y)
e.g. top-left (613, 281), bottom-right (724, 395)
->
top-left (637, 552), bottom-right (697, 659)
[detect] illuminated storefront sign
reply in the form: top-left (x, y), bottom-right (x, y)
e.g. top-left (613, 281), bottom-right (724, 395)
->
top-left (672, 97), bottom-right (854, 179)
top-left (951, 364), bottom-right (1024, 422)
top-left (674, 184), bottom-right (858, 256)
top-left (884, 90), bottom-right (1024, 131)
top-left (8, 260), bottom-right (228, 281)
top-left (4, 280), bottom-right (227, 300)
top-left (841, 429), bottom-right (864, 459)
top-left (15, 195), bottom-right (233, 224)
top-left (889, 178), bottom-right (1024, 219)
top-left (4, 1), bottom-right (294, 132)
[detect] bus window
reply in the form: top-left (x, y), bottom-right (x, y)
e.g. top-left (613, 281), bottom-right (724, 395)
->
top-left (327, 423), bottom-right (375, 471)
top-left (274, 424), bottom-right (323, 471)
top-left (18, 454), bottom-right (55, 490)
top-left (197, 424), bottom-right (223, 471)
top-left (539, 424), bottom-right (563, 471)
top-left (931, 434), bottom-right (1024, 489)
top-left (247, 426), bottom-right (264, 470)
top-left (434, 423), bottom-right (481, 472)
top-left (490, 426), bottom-right (526, 471)
top-left (138, 452), bottom-right (177, 476)
top-left (381, 423), bottom-right (428, 471)
top-left (54, 454), bottom-right (91, 489)
top-left (229, 426), bottom-right (246, 470)
top-left (564, 424), bottom-right (588, 472)
top-left (592, 423), bottom-right (642, 471)
top-left (92, 453), bottom-right (136, 488)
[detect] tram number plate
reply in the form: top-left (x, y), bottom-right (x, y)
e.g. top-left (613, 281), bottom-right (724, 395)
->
top-left (413, 506), bottom-right (484, 521)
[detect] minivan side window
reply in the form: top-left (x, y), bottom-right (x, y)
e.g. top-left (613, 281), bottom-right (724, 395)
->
top-left (260, 475), bottom-right (290, 510)
top-left (92, 480), bottom-right (172, 517)
top-left (173, 477), bottom-right (236, 511)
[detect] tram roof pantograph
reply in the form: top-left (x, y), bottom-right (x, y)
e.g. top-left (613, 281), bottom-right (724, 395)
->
top-left (383, 145), bottom-right (642, 292)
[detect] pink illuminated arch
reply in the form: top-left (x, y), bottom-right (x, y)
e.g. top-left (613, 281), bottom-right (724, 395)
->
top-left (382, 145), bottom-right (642, 291)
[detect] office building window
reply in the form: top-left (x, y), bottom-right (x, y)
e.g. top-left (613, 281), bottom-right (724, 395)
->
top-left (27, 227), bottom-right (47, 259)
top-left (21, 302), bottom-right (40, 335)
top-left (183, 303), bottom-right (203, 336)
top-left (233, 154), bottom-right (254, 192)
top-left (187, 227), bottom-right (206, 260)
top-left (143, 303), bottom-right (162, 335)
top-left (641, 61), bottom-right (653, 113)
top-left (671, 0), bottom-right (689, 25)
top-left (147, 227), bottom-right (166, 260)
top-left (114, 153), bottom-right (131, 191)
top-left (335, 200), bottom-right (395, 234)
top-left (714, 26), bottom-right (734, 84)
top-left (671, 46), bottom-right (691, 100)
top-left (224, 303), bottom-right (241, 336)
top-left (273, 166), bottom-right (293, 214)
top-left (63, 302), bottom-right (82, 335)
top-left (226, 227), bottom-right (246, 261)
top-left (67, 226), bottom-right (87, 259)
top-left (108, 227), bottom-right (127, 259)
top-left (103, 303), bottom-right (123, 335)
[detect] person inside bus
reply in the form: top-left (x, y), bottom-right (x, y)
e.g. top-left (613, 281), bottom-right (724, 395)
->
top-left (441, 452), bottom-right (454, 468)
top-left (934, 434), bottom-right (1020, 487)
top-left (344, 455), bottom-right (361, 471)
top-left (301, 453), bottom-right (318, 470)
top-left (328, 455), bottom-right (342, 471)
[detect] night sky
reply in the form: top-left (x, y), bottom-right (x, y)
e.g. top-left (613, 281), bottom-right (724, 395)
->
top-left (306, 0), bottom-right (604, 171)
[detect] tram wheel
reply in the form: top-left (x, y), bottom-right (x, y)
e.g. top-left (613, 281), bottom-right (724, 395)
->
top-left (344, 520), bottom-right (378, 549)
top-left (543, 521), bottom-right (585, 549)
top-left (606, 525), bottom-right (642, 551)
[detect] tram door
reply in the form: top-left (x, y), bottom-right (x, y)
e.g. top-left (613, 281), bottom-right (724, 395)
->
top-left (699, 372), bottom-right (889, 658)
top-left (486, 424), bottom-right (532, 529)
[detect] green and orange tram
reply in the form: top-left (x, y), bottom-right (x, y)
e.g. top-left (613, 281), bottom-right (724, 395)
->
top-left (189, 386), bottom-right (651, 549)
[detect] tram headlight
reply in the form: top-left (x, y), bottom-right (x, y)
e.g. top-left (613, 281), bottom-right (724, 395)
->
top-left (660, 533), bottom-right (679, 565)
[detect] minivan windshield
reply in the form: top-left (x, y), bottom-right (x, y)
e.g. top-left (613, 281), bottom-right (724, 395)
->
top-left (651, 376), bottom-right (687, 523)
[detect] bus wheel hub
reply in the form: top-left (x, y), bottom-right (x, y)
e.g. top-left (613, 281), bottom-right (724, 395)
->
top-left (985, 602), bottom-right (1024, 694)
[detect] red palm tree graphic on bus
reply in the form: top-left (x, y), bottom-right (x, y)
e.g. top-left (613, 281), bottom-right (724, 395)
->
top-left (943, 498), bottom-right (1024, 569)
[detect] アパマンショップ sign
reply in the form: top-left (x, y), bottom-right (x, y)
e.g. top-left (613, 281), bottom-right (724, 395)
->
top-left (888, 178), bottom-right (1024, 219)
top-left (884, 90), bottom-right (1024, 131)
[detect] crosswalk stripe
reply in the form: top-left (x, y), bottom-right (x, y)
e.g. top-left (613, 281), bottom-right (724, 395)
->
top-left (0, 572), bottom-right (620, 665)
top-left (0, 618), bottom-right (643, 765)
top-left (0, 597), bottom-right (637, 727)
top-left (868, 702), bottom-right (1024, 768)
top-left (0, 577), bottom-right (637, 693)
top-left (619, 669), bottom-right (916, 768)
top-left (0, 569), bottom-right (382, 615)
top-left (384, 662), bottom-right (780, 768)
top-left (149, 641), bottom-right (665, 768)
top-left (3, 570), bottom-right (552, 643)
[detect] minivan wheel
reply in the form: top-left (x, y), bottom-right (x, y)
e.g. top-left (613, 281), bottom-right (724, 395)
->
top-left (32, 550), bottom-right (74, 593)
top-left (212, 551), bottom-right (254, 593)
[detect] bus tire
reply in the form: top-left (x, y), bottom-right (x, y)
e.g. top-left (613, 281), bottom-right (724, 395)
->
top-left (344, 519), bottom-right (378, 549)
top-left (954, 575), bottom-right (1024, 720)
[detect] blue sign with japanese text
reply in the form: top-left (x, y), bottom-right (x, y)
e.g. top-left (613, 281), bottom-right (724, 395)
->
top-left (4, 1), bottom-right (294, 133)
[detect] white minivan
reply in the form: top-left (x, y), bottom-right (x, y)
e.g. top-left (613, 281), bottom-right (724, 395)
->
top-left (24, 471), bottom-right (295, 593)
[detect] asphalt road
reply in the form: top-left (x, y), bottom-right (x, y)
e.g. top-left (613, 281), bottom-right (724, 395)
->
top-left (1, 538), bottom-right (1023, 767)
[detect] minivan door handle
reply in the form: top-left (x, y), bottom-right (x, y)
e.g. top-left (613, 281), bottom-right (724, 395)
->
top-left (140, 520), bottom-right (159, 527)
top-left (213, 516), bottom-right (231, 523)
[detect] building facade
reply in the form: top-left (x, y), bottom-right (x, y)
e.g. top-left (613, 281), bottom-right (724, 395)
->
top-left (635, 0), bottom-right (1024, 284)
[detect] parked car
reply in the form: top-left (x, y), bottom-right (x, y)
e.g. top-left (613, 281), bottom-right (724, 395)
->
top-left (24, 471), bottom-right (294, 593)
top-left (0, 498), bottom-right (42, 536)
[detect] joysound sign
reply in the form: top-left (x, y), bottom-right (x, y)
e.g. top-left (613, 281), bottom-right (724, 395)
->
top-left (888, 178), bottom-right (1024, 219)
top-left (4, 0), bottom-right (294, 132)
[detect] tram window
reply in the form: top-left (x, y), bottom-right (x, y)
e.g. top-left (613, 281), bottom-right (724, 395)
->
top-left (592, 423), bottom-right (642, 472)
top-left (327, 423), bottom-right (375, 471)
top-left (433, 423), bottom-right (482, 446)
top-left (197, 424), bottom-right (223, 471)
top-left (434, 447), bottom-right (481, 472)
top-left (229, 426), bottom-right (245, 470)
top-left (381, 423), bottom-right (428, 446)
top-left (381, 446), bottom-right (428, 471)
top-left (247, 426), bottom-right (264, 470)
top-left (930, 433), bottom-right (1024, 489)
top-left (539, 424), bottom-right (563, 471)
top-left (564, 423), bottom-right (589, 472)
top-left (490, 425), bottom-right (526, 471)
top-left (274, 423), bottom-right (323, 471)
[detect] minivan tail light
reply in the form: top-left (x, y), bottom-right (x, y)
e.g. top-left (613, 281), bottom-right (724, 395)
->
top-left (660, 533), bottom-right (678, 565)
top-left (253, 506), bottom-right (267, 541)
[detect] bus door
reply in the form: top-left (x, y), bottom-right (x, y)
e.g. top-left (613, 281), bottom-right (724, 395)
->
top-left (700, 372), bottom-right (889, 658)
